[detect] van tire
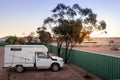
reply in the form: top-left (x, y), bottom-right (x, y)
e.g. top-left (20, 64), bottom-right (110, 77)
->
top-left (15, 65), bottom-right (24, 73)
top-left (51, 63), bottom-right (60, 72)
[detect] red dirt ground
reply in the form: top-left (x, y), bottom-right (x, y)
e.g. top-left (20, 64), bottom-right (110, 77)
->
top-left (73, 46), bottom-right (120, 57)
top-left (0, 47), bottom-right (101, 80)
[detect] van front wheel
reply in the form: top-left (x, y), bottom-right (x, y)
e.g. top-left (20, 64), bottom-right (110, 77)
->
top-left (15, 65), bottom-right (24, 73)
top-left (51, 63), bottom-right (60, 72)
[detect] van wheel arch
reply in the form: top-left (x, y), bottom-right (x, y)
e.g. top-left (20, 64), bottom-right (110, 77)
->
top-left (51, 63), bottom-right (60, 72)
top-left (15, 65), bottom-right (24, 73)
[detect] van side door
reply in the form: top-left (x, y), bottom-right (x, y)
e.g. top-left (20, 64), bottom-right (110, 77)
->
top-left (36, 52), bottom-right (52, 69)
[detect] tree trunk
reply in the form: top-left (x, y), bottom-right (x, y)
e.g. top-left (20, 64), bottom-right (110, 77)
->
top-left (65, 42), bottom-right (76, 63)
top-left (57, 47), bottom-right (61, 57)
top-left (64, 40), bottom-right (69, 63)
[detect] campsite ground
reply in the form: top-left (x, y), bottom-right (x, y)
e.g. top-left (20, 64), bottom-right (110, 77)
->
top-left (73, 45), bottom-right (120, 57)
top-left (0, 47), bottom-right (100, 80)
top-left (0, 37), bottom-right (120, 80)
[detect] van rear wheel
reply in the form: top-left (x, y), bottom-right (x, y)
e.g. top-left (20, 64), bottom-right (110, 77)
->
top-left (51, 63), bottom-right (60, 72)
top-left (15, 65), bottom-right (24, 73)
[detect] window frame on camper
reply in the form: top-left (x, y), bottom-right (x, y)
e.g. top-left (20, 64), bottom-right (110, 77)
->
top-left (36, 52), bottom-right (49, 59)
top-left (10, 48), bottom-right (22, 51)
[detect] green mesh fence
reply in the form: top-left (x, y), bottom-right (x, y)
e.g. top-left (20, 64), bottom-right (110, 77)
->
top-left (0, 42), bottom-right (8, 46)
top-left (48, 45), bottom-right (120, 80)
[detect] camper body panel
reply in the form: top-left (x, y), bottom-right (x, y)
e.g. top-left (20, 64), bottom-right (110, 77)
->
top-left (4, 45), bottom-right (64, 72)
top-left (4, 45), bottom-right (48, 68)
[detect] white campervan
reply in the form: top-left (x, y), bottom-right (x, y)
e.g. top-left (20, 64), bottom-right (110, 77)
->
top-left (4, 45), bottom-right (64, 72)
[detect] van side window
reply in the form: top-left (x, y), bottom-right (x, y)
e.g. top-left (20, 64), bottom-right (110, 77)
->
top-left (11, 48), bottom-right (22, 51)
top-left (36, 52), bottom-right (48, 59)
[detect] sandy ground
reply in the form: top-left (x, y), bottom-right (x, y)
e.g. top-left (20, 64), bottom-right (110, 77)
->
top-left (0, 47), bottom-right (100, 80)
top-left (52, 42), bottom-right (120, 57)
top-left (73, 45), bottom-right (120, 57)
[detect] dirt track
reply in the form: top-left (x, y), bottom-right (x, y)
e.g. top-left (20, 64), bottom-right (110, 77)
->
top-left (0, 47), bottom-right (100, 80)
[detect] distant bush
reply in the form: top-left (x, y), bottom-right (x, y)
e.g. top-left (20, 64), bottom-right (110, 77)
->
top-left (5, 36), bottom-right (25, 45)
top-left (110, 45), bottom-right (119, 51)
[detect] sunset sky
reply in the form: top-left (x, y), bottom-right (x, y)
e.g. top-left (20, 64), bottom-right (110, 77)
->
top-left (0, 0), bottom-right (120, 38)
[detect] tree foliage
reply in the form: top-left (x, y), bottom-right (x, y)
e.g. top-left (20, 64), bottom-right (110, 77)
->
top-left (26, 32), bottom-right (35, 43)
top-left (5, 36), bottom-right (25, 45)
top-left (36, 27), bottom-right (52, 44)
top-left (42, 3), bottom-right (106, 63)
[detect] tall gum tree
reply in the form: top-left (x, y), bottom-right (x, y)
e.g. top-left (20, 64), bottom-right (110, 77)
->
top-left (43, 3), bottom-right (106, 63)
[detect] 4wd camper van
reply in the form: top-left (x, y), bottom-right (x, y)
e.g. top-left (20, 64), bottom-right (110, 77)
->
top-left (4, 45), bottom-right (64, 72)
